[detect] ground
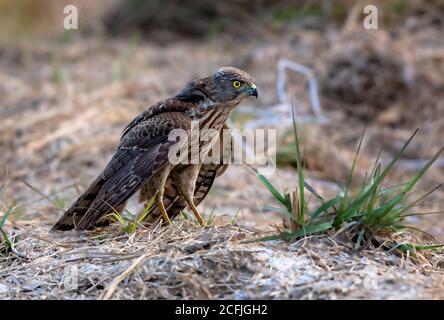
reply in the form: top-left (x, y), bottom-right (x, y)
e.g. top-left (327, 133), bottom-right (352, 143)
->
top-left (1, 220), bottom-right (443, 300)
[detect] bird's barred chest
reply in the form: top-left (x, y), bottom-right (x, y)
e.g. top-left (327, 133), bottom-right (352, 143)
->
top-left (139, 107), bottom-right (231, 203)
top-left (194, 107), bottom-right (231, 154)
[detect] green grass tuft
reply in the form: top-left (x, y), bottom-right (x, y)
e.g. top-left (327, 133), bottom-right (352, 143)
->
top-left (0, 205), bottom-right (21, 256)
top-left (252, 113), bottom-right (443, 253)
top-left (107, 192), bottom-right (157, 234)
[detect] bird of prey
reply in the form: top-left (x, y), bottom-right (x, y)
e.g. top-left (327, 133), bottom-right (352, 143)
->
top-left (52, 67), bottom-right (258, 231)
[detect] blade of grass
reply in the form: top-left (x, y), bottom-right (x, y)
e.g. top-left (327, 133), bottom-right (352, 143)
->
top-left (369, 150), bottom-right (382, 181)
top-left (291, 105), bottom-right (305, 227)
top-left (399, 183), bottom-right (442, 215)
top-left (244, 233), bottom-right (282, 243)
top-left (0, 207), bottom-right (13, 228)
top-left (400, 210), bottom-right (444, 217)
top-left (354, 229), bottom-right (366, 250)
top-left (340, 125), bottom-right (366, 212)
top-left (391, 242), bottom-right (444, 253)
top-left (374, 148), bottom-right (444, 226)
top-left (402, 148), bottom-right (444, 193)
top-left (303, 180), bottom-right (325, 202)
top-left (310, 195), bottom-right (341, 220)
top-left (262, 205), bottom-right (295, 221)
top-left (363, 165), bottom-right (382, 225)
top-left (377, 182), bottom-right (410, 195)
top-left (281, 222), bottom-right (332, 241)
top-left (0, 228), bottom-right (12, 252)
top-left (249, 165), bottom-right (291, 211)
top-left (136, 192), bottom-right (158, 224)
top-left (334, 129), bottom-right (419, 227)
top-left (367, 192), bottom-right (406, 227)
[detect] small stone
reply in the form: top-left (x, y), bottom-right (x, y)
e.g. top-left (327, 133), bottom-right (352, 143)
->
top-left (0, 283), bottom-right (8, 294)
top-left (385, 255), bottom-right (401, 266)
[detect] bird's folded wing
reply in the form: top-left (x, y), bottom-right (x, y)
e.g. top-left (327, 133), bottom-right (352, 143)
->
top-left (121, 99), bottom-right (194, 139)
top-left (52, 111), bottom-right (191, 231)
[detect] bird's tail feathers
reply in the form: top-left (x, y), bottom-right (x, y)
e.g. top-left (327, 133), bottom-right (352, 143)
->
top-left (51, 175), bottom-right (105, 231)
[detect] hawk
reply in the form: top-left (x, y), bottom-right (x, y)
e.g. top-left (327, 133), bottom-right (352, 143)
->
top-left (52, 67), bottom-right (257, 231)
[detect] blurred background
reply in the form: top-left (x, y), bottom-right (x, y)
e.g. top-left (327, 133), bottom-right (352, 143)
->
top-left (0, 0), bottom-right (443, 239)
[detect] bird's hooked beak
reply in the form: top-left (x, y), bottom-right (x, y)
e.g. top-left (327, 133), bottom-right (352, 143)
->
top-left (246, 83), bottom-right (258, 98)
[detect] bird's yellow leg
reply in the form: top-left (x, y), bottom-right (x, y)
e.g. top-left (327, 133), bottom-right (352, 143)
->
top-left (186, 199), bottom-right (206, 226)
top-left (157, 194), bottom-right (171, 224)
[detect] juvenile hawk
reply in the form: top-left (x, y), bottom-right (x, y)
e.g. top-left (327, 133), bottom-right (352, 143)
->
top-left (52, 67), bottom-right (257, 231)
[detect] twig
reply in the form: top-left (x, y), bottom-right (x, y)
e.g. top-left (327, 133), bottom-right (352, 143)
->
top-left (99, 252), bottom-right (150, 300)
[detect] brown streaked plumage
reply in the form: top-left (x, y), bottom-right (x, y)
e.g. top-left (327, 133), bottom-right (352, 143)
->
top-left (143, 123), bottom-right (231, 225)
top-left (52, 67), bottom-right (257, 231)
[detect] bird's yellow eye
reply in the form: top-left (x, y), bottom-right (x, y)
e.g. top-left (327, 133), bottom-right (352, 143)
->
top-left (232, 80), bottom-right (242, 89)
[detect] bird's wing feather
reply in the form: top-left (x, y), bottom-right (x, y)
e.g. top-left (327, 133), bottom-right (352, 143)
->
top-left (121, 99), bottom-right (194, 139)
top-left (52, 110), bottom-right (191, 231)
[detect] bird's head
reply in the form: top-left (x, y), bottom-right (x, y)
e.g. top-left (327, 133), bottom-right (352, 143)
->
top-left (176, 67), bottom-right (257, 108)
top-left (209, 67), bottom-right (258, 103)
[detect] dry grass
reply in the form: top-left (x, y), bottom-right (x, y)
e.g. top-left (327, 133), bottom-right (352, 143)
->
top-left (1, 218), bottom-right (443, 300)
